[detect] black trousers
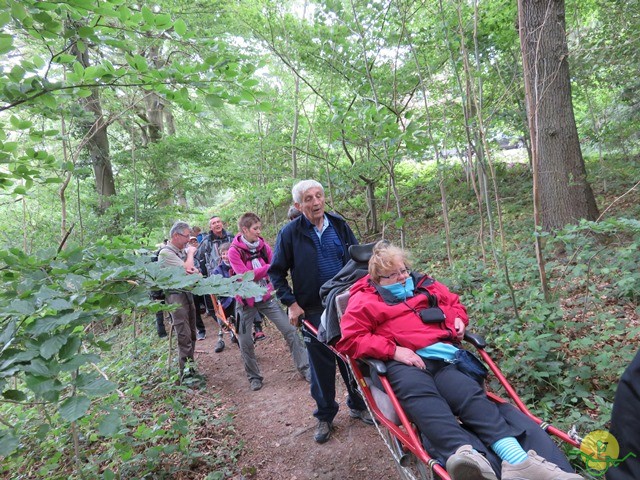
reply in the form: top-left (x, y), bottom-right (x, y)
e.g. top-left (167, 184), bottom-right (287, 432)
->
top-left (386, 359), bottom-right (575, 477)
top-left (303, 311), bottom-right (366, 422)
top-left (386, 360), bottom-right (522, 461)
top-left (607, 348), bottom-right (640, 480)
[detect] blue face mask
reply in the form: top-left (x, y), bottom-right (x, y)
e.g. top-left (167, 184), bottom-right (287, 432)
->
top-left (381, 276), bottom-right (415, 300)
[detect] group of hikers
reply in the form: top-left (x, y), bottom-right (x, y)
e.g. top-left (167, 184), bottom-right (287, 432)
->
top-left (151, 179), bottom-right (637, 480)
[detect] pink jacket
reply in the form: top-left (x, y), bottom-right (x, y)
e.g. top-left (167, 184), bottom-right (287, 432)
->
top-left (228, 234), bottom-right (274, 307)
top-left (335, 274), bottom-right (468, 360)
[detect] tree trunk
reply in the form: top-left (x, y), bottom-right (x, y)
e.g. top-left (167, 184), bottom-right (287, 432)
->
top-left (518, 0), bottom-right (599, 231)
top-left (72, 46), bottom-right (116, 212)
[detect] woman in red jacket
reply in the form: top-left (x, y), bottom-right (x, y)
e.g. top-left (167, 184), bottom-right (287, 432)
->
top-left (336, 241), bottom-right (582, 480)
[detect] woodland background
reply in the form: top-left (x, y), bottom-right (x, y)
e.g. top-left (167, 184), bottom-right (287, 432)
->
top-left (0, 0), bottom-right (638, 478)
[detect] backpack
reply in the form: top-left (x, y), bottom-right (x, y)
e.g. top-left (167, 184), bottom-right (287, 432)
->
top-left (149, 247), bottom-right (168, 300)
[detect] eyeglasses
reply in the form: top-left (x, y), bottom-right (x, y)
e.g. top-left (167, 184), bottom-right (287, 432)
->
top-left (379, 269), bottom-right (410, 281)
top-left (177, 232), bottom-right (190, 238)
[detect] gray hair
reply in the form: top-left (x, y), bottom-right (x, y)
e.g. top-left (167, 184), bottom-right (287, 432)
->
top-left (169, 220), bottom-right (191, 238)
top-left (292, 179), bottom-right (324, 204)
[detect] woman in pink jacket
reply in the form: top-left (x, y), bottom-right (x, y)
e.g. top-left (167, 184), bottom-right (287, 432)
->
top-left (336, 241), bottom-right (582, 480)
top-left (228, 212), bottom-right (310, 391)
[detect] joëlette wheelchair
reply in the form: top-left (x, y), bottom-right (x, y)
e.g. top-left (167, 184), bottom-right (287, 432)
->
top-left (302, 245), bottom-right (582, 480)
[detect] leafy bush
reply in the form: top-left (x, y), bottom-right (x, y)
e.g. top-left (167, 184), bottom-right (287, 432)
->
top-left (0, 236), bottom-right (262, 477)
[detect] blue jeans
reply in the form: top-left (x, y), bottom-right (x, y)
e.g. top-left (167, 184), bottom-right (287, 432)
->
top-left (303, 311), bottom-right (366, 422)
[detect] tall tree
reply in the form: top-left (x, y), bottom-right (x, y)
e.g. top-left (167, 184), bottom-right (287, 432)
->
top-left (71, 38), bottom-right (116, 212)
top-left (517, 0), bottom-right (599, 231)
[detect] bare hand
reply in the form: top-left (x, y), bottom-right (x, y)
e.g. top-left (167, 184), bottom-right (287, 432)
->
top-left (288, 302), bottom-right (304, 327)
top-left (454, 317), bottom-right (466, 341)
top-left (393, 346), bottom-right (425, 369)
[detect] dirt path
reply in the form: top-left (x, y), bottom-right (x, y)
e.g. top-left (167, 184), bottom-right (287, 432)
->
top-left (195, 316), bottom-right (400, 479)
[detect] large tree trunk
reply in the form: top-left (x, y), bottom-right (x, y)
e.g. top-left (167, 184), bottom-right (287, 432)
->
top-left (72, 45), bottom-right (116, 212)
top-left (518, 0), bottom-right (599, 231)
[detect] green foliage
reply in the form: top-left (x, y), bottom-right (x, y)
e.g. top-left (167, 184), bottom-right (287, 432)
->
top-left (0, 235), bottom-right (261, 468)
top-left (1, 328), bottom-right (240, 479)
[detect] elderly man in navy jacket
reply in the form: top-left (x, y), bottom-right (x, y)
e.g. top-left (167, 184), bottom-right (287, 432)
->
top-left (269, 179), bottom-right (373, 444)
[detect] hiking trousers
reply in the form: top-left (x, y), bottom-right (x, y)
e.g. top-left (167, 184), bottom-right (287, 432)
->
top-left (166, 292), bottom-right (197, 372)
top-left (238, 298), bottom-right (309, 383)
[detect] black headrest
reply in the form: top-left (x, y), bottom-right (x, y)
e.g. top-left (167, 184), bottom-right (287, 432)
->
top-left (349, 242), bottom-right (376, 263)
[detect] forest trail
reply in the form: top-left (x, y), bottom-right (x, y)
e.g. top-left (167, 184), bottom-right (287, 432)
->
top-left (195, 316), bottom-right (399, 479)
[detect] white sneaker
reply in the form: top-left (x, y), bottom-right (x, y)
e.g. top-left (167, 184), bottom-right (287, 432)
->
top-left (501, 450), bottom-right (584, 480)
top-left (446, 444), bottom-right (498, 480)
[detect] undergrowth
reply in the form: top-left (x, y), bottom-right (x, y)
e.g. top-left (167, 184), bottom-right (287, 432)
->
top-left (1, 325), bottom-right (241, 480)
top-left (404, 156), bottom-right (639, 477)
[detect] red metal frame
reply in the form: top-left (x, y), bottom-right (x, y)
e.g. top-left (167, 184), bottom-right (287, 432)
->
top-left (302, 319), bottom-right (580, 479)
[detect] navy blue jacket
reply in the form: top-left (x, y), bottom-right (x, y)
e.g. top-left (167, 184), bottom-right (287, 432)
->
top-left (269, 212), bottom-right (358, 311)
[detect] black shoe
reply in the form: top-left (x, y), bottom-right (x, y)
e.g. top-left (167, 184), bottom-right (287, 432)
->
top-left (349, 408), bottom-right (374, 425)
top-left (196, 331), bottom-right (206, 341)
top-left (250, 378), bottom-right (263, 391)
top-left (214, 339), bottom-right (225, 353)
top-left (314, 420), bottom-right (333, 443)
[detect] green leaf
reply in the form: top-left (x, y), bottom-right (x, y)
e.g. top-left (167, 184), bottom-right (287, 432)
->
top-left (0, 320), bottom-right (16, 350)
top-left (53, 54), bottom-right (77, 64)
top-left (59, 336), bottom-right (81, 360)
top-left (0, 12), bottom-right (11, 28)
top-left (173, 18), bottom-right (187, 36)
top-left (98, 411), bottom-right (121, 436)
top-left (0, 430), bottom-right (19, 457)
top-left (76, 372), bottom-right (116, 396)
top-left (141, 6), bottom-right (154, 25)
top-left (6, 298), bottom-right (36, 316)
top-left (39, 93), bottom-right (57, 109)
top-left (40, 334), bottom-right (68, 359)
top-left (154, 13), bottom-right (172, 28)
top-left (59, 395), bottom-right (91, 422)
top-left (11, 2), bottom-right (28, 20)
top-left (257, 102), bottom-right (272, 112)
top-left (24, 358), bottom-right (55, 377)
top-left (9, 116), bottom-right (32, 130)
top-left (0, 35), bottom-right (13, 55)
top-left (2, 389), bottom-right (26, 401)
top-left (133, 54), bottom-right (148, 72)
top-left (60, 353), bottom-right (101, 371)
top-left (24, 375), bottom-right (62, 401)
top-left (205, 94), bottom-right (224, 108)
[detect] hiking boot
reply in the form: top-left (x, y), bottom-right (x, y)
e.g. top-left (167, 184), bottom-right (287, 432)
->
top-left (214, 339), bottom-right (225, 353)
top-left (314, 420), bottom-right (333, 444)
top-left (250, 378), bottom-right (263, 391)
top-left (254, 331), bottom-right (266, 341)
top-left (446, 445), bottom-right (498, 480)
top-left (501, 450), bottom-right (584, 480)
top-left (196, 331), bottom-right (206, 341)
top-left (349, 408), bottom-right (374, 425)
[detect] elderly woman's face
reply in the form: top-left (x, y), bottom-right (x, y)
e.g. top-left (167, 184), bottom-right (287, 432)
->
top-left (377, 258), bottom-right (410, 286)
